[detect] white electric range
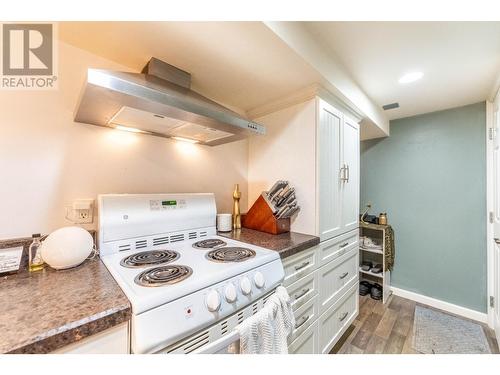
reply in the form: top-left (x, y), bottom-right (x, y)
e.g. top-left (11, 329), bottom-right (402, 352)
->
top-left (98, 193), bottom-right (284, 354)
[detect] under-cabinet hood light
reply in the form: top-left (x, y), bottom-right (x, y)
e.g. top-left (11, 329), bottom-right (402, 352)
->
top-left (172, 136), bottom-right (199, 144)
top-left (114, 125), bottom-right (147, 133)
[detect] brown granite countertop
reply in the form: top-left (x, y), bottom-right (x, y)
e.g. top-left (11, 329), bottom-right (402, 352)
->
top-left (218, 228), bottom-right (319, 259)
top-left (0, 257), bottom-right (131, 354)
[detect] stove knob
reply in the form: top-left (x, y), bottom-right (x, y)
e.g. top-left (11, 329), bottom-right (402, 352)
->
top-left (206, 290), bottom-right (221, 312)
top-left (240, 276), bottom-right (252, 295)
top-left (254, 271), bottom-right (265, 288)
top-left (224, 283), bottom-right (237, 303)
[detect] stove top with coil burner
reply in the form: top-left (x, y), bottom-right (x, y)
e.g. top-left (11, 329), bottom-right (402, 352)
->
top-left (120, 250), bottom-right (180, 268)
top-left (134, 265), bottom-right (193, 287)
top-left (192, 238), bottom-right (227, 250)
top-left (206, 247), bottom-right (256, 263)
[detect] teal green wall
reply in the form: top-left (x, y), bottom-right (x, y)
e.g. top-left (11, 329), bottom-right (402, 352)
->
top-left (361, 102), bottom-right (487, 312)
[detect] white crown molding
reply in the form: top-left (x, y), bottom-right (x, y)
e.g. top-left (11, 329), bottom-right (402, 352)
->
top-left (247, 83), bottom-right (364, 123)
top-left (391, 286), bottom-right (488, 325)
top-left (246, 83), bottom-right (319, 120)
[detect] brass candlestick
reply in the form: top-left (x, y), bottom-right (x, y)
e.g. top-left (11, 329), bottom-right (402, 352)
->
top-left (232, 184), bottom-right (241, 229)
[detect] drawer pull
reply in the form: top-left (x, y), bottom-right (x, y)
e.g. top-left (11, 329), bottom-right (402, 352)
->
top-left (294, 288), bottom-right (310, 301)
top-left (339, 312), bottom-right (349, 322)
top-left (339, 272), bottom-right (349, 280)
top-left (294, 261), bottom-right (310, 271)
top-left (339, 242), bottom-right (349, 248)
top-left (294, 315), bottom-right (310, 329)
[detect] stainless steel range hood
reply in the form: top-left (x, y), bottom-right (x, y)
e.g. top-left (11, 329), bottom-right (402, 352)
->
top-left (74, 58), bottom-right (265, 146)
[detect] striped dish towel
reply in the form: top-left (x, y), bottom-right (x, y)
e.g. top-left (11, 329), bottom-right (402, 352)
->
top-left (235, 286), bottom-right (295, 354)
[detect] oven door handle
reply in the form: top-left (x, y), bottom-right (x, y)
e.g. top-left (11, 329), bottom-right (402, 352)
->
top-left (192, 330), bottom-right (240, 354)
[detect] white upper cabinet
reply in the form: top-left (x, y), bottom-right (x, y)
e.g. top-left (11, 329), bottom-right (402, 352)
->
top-left (318, 101), bottom-right (343, 240)
top-left (318, 99), bottom-right (360, 241)
top-left (340, 116), bottom-right (360, 234)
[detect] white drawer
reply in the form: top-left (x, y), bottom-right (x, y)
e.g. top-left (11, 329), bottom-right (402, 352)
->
top-left (289, 294), bottom-right (319, 342)
top-left (286, 270), bottom-right (319, 311)
top-left (318, 283), bottom-right (358, 354)
top-left (288, 320), bottom-right (319, 354)
top-left (318, 230), bottom-right (358, 267)
top-left (282, 246), bottom-right (318, 287)
top-left (318, 248), bottom-right (358, 314)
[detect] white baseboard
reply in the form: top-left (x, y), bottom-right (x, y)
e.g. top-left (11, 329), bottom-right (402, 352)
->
top-left (390, 286), bottom-right (488, 324)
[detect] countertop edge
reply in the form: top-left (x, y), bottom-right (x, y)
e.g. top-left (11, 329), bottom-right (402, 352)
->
top-left (7, 304), bottom-right (132, 354)
top-left (277, 236), bottom-right (320, 259)
top-left (218, 228), bottom-right (320, 260)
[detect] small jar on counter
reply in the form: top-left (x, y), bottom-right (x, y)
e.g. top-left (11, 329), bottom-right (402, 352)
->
top-left (378, 213), bottom-right (387, 225)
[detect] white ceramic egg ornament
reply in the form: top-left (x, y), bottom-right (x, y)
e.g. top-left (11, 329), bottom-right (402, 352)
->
top-left (40, 226), bottom-right (94, 270)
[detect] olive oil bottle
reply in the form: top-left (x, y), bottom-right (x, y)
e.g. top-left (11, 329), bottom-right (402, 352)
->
top-left (29, 233), bottom-right (45, 272)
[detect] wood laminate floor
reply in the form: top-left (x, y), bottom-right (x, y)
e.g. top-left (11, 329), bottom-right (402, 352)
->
top-left (331, 294), bottom-right (499, 354)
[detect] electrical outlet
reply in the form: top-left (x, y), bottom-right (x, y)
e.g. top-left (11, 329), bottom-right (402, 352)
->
top-left (72, 199), bottom-right (94, 224)
top-left (78, 210), bottom-right (90, 221)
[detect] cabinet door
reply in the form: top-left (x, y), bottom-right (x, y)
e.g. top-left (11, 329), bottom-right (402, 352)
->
top-left (318, 248), bottom-right (358, 314)
top-left (318, 284), bottom-right (358, 354)
top-left (52, 322), bottom-right (129, 354)
top-left (341, 117), bottom-right (360, 233)
top-left (318, 100), bottom-right (342, 241)
top-left (288, 320), bottom-right (319, 354)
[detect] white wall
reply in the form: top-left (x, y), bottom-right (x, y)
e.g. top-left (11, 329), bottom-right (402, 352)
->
top-left (248, 99), bottom-right (316, 235)
top-left (0, 42), bottom-right (248, 239)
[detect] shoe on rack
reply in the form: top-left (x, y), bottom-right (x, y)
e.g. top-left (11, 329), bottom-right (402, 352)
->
top-left (371, 264), bottom-right (383, 274)
top-left (359, 281), bottom-right (372, 296)
top-left (361, 261), bottom-right (373, 271)
top-left (370, 283), bottom-right (383, 300)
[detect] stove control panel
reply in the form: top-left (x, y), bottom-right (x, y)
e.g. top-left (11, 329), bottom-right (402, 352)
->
top-left (150, 199), bottom-right (187, 211)
top-left (203, 269), bottom-right (270, 313)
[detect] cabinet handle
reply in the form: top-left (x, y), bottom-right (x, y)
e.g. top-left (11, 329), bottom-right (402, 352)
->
top-left (295, 261), bottom-right (310, 271)
top-left (295, 315), bottom-right (310, 329)
top-left (339, 242), bottom-right (349, 248)
top-left (339, 272), bottom-right (349, 280)
top-left (346, 164), bottom-right (350, 182)
top-left (294, 288), bottom-right (310, 301)
top-left (340, 165), bottom-right (347, 182)
top-left (494, 238), bottom-right (500, 245)
top-left (339, 312), bottom-right (349, 322)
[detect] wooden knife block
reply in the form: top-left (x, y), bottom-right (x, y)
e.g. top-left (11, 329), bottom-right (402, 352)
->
top-left (242, 193), bottom-right (290, 235)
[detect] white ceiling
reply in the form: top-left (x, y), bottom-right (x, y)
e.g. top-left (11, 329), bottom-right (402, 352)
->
top-left (304, 22), bottom-right (500, 120)
top-left (60, 21), bottom-right (500, 126)
top-left (59, 22), bottom-right (323, 114)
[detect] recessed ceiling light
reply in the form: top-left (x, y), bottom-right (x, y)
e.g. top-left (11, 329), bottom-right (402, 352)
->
top-left (398, 71), bottom-right (424, 84)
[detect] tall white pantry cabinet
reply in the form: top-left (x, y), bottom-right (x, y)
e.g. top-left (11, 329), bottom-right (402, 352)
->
top-left (318, 100), bottom-right (360, 241)
top-left (248, 95), bottom-right (360, 354)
